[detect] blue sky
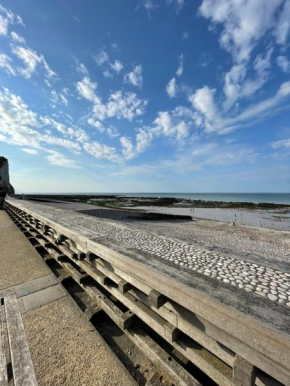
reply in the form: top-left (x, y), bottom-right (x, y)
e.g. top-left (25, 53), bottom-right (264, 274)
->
top-left (0, 0), bottom-right (290, 193)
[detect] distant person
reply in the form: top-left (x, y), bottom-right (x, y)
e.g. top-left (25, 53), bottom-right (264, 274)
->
top-left (0, 177), bottom-right (7, 210)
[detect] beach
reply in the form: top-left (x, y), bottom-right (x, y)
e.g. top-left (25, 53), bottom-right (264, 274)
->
top-left (23, 197), bottom-right (290, 265)
top-left (131, 206), bottom-right (290, 230)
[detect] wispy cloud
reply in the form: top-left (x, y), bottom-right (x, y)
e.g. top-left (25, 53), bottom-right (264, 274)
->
top-left (199, 0), bottom-right (289, 63)
top-left (0, 53), bottom-right (16, 75)
top-left (94, 49), bottom-right (109, 66)
top-left (0, 5), bottom-right (24, 37)
top-left (11, 44), bottom-right (56, 80)
top-left (189, 81), bottom-right (290, 134)
top-left (46, 150), bottom-right (81, 168)
top-left (277, 55), bottom-right (290, 73)
top-left (176, 54), bottom-right (183, 77)
top-left (10, 31), bottom-right (25, 43)
top-left (167, 0), bottom-right (185, 14)
top-left (124, 65), bottom-right (143, 88)
top-left (166, 78), bottom-right (178, 98)
top-left (22, 148), bottom-right (38, 155)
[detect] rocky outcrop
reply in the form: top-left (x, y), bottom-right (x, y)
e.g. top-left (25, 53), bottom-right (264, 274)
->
top-left (0, 157), bottom-right (15, 194)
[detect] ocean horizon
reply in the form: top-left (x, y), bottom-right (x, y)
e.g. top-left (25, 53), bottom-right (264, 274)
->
top-left (26, 193), bottom-right (290, 205)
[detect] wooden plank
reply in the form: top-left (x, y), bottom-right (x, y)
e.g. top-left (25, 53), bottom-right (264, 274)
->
top-left (130, 287), bottom-right (235, 367)
top-left (234, 355), bottom-right (256, 386)
top-left (127, 325), bottom-right (201, 386)
top-left (0, 304), bottom-right (8, 386)
top-left (4, 295), bottom-right (37, 386)
top-left (84, 284), bottom-right (134, 330)
top-left (0, 275), bottom-right (58, 300)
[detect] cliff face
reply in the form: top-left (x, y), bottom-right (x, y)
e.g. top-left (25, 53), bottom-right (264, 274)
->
top-left (0, 157), bottom-right (15, 194)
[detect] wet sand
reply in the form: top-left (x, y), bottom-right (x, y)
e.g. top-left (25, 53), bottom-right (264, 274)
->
top-left (131, 206), bottom-right (290, 231)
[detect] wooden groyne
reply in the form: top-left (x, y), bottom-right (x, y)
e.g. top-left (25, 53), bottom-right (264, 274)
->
top-left (4, 200), bottom-right (290, 386)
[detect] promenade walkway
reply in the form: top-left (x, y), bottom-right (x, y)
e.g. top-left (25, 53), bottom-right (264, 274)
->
top-left (0, 210), bottom-right (136, 386)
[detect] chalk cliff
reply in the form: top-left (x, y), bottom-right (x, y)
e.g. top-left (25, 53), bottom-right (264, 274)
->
top-left (0, 157), bottom-right (15, 194)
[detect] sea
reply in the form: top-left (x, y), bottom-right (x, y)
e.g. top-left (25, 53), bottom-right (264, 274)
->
top-left (109, 193), bottom-right (290, 205)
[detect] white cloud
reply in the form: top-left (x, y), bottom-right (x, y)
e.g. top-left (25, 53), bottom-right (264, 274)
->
top-left (176, 54), bottom-right (183, 76)
top-left (94, 49), bottom-right (109, 66)
top-left (76, 76), bottom-right (100, 103)
top-left (103, 69), bottom-right (113, 79)
top-left (223, 48), bottom-right (273, 110)
top-left (93, 91), bottom-right (148, 121)
top-left (274, 0), bottom-right (290, 44)
top-left (46, 150), bottom-right (81, 168)
top-left (0, 87), bottom-right (83, 154)
top-left (87, 118), bottom-right (120, 138)
top-left (76, 73), bottom-right (147, 122)
top-left (75, 60), bottom-right (88, 75)
top-left (167, 0), bottom-right (184, 14)
top-left (272, 138), bottom-right (290, 149)
top-left (107, 127), bottom-right (120, 138)
top-left (119, 127), bottom-right (154, 160)
top-left (277, 55), bottom-right (290, 73)
top-left (199, 0), bottom-right (288, 63)
top-left (11, 45), bottom-right (56, 80)
top-left (124, 65), bottom-right (143, 88)
top-left (87, 118), bottom-right (105, 132)
top-left (166, 78), bottom-right (178, 98)
top-left (102, 60), bottom-right (123, 79)
top-left (0, 53), bottom-right (16, 75)
top-left (120, 137), bottom-right (134, 159)
top-left (189, 81), bottom-right (290, 134)
top-left (0, 5), bottom-right (24, 36)
top-left (139, 0), bottom-right (159, 12)
top-left (190, 86), bottom-right (220, 132)
top-left (83, 141), bottom-right (120, 162)
top-left (22, 148), bottom-right (38, 155)
top-left (154, 110), bottom-right (189, 141)
top-left (51, 90), bottom-right (68, 107)
top-left (110, 60), bottom-right (123, 73)
top-left (10, 31), bottom-right (25, 43)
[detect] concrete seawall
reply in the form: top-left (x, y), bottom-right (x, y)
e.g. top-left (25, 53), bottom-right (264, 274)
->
top-left (4, 198), bottom-right (290, 386)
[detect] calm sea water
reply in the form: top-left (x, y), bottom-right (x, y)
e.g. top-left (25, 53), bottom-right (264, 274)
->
top-left (112, 193), bottom-right (290, 205)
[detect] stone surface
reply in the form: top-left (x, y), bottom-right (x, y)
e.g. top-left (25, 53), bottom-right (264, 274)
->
top-left (23, 297), bottom-right (136, 386)
top-left (0, 211), bottom-right (50, 290)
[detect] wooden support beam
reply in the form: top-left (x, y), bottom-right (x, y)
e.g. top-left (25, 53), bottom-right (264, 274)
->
top-left (126, 325), bottom-right (201, 386)
top-left (233, 355), bottom-right (256, 386)
top-left (149, 289), bottom-right (168, 309)
top-left (4, 295), bottom-right (37, 386)
top-left (118, 280), bottom-right (133, 294)
top-left (0, 304), bottom-right (8, 386)
top-left (84, 285), bottom-right (134, 330)
top-left (164, 321), bottom-right (180, 343)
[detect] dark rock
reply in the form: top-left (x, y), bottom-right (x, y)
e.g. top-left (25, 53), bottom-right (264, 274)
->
top-left (0, 156), bottom-right (15, 194)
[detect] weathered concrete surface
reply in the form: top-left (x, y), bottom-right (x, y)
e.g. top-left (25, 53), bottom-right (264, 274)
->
top-left (23, 296), bottom-right (136, 386)
top-left (0, 210), bottom-right (136, 386)
top-left (0, 211), bottom-right (50, 290)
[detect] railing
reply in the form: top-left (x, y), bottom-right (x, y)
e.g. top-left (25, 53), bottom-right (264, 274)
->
top-left (4, 200), bottom-right (290, 386)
